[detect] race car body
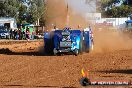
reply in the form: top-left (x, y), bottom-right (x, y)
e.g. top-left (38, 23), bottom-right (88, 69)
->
top-left (44, 27), bottom-right (93, 55)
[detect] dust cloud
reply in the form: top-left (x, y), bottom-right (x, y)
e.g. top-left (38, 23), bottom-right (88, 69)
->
top-left (93, 28), bottom-right (132, 53)
top-left (45, 0), bottom-right (89, 29)
top-left (45, 0), bottom-right (132, 53)
top-left (45, 0), bottom-right (67, 29)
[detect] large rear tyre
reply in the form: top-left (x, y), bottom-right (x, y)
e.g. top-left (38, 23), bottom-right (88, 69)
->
top-left (86, 42), bottom-right (94, 53)
top-left (79, 34), bottom-right (83, 54)
top-left (44, 37), bottom-right (54, 55)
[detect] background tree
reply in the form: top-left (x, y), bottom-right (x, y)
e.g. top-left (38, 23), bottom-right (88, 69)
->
top-left (28, 0), bottom-right (46, 25)
top-left (100, 0), bottom-right (132, 17)
top-left (0, 0), bottom-right (46, 25)
top-left (0, 0), bottom-right (19, 17)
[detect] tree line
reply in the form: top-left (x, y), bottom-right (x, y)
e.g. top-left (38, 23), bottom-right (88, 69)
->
top-left (0, 0), bottom-right (46, 25)
top-left (99, 0), bottom-right (132, 17)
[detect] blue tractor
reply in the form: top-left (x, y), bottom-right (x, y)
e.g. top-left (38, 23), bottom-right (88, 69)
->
top-left (44, 27), bottom-right (93, 56)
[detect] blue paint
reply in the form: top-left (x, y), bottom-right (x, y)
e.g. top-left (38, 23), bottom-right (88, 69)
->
top-left (44, 28), bottom-right (93, 54)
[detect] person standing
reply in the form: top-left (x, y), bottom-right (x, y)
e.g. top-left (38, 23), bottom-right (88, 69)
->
top-left (29, 27), bottom-right (33, 40)
top-left (23, 30), bottom-right (26, 40)
top-left (10, 28), bottom-right (13, 39)
top-left (14, 29), bottom-right (17, 40)
top-left (31, 29), bottom-right (35, 40)
top-left (18, 29), bottom-right (21, 40)
top-left (16, 29), bottom-right (19, 40)
top-left (26, 27), bottom-right (30, 40)
top-left (13, 29), bottom-right (15, 39)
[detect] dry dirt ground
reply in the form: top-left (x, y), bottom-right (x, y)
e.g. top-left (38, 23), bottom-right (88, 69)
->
top-left (0, 40), bottom-right (131, 88)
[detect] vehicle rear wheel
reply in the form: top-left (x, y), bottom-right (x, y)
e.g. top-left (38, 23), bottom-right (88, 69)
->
top-left (79, 35), bottom-right (83, 54)
top-left (86, 41), bottom-right (94, 53)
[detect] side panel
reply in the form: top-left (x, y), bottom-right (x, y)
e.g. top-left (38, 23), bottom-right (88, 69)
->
top-left (83, 31), bottom-right (92, 51)
top-left (44, 32), bottom-right (50, 49)
top-left (53, 30), bottom-right (63, 50)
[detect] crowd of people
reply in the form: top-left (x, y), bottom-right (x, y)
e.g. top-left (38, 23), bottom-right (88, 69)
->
top-left (9, 27), bottom-right (35, 40)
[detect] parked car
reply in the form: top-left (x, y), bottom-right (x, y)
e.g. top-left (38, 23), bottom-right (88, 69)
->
top-left (0, 26), bottom-right (10, 39)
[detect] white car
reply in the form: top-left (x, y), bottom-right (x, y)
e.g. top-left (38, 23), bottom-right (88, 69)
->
top-left (0, 30), bottom-right (10, 39)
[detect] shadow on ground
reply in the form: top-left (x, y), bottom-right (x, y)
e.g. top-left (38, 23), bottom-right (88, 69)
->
top-left (0, 48), bottom-right (54, 56)
top-left (0, 48), bottom-right (76, 56)
top-left (1, 84), bottom-right (76, 88)
top-left (1, 84), bottom-right (58, 88)
top-left (98, 69), bottom-right (132, 74)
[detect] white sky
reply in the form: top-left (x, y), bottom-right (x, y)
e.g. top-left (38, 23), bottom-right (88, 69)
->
top-left (66, 0), bottom-right (96, 14)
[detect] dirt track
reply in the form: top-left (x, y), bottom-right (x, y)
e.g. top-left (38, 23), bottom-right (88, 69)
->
top-left (0, 40), bottom-right (131, 88)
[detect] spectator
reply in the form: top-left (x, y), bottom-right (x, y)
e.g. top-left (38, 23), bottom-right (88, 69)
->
top-left (26, 27), bottom-right (30, 40)
top-left (22, 30), bottom-right (26, 40)
top-left (31, 30), bottom-right (35, 40)
top-left (10, 29), bottom-right (13, 39)
top-left (16, 29), bottom-right (19, 40)
top-left (20, 30), bottom-right (23, 40)
top-left (14, 29), bottom-right (17, 40)
top-left (18, 29), bottom-right (21, 40)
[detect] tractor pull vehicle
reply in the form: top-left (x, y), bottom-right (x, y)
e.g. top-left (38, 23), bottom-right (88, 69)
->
top-left (44, 27), bottom-right (93, 56)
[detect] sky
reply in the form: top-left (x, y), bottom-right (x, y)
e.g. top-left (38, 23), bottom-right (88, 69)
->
top-left (66, 0), bottom-right (96, 14)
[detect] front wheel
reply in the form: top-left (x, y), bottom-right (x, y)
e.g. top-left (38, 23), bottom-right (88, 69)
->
top-left (74, 49), bottom-right (79, 56)
top-left (53, 48), bottom-right (57, 55)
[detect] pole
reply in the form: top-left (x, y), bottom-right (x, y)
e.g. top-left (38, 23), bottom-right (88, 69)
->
top-left (65, 0), bottom-right (70, 26)
top-left (66, 1), bottom-right (70, 26)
